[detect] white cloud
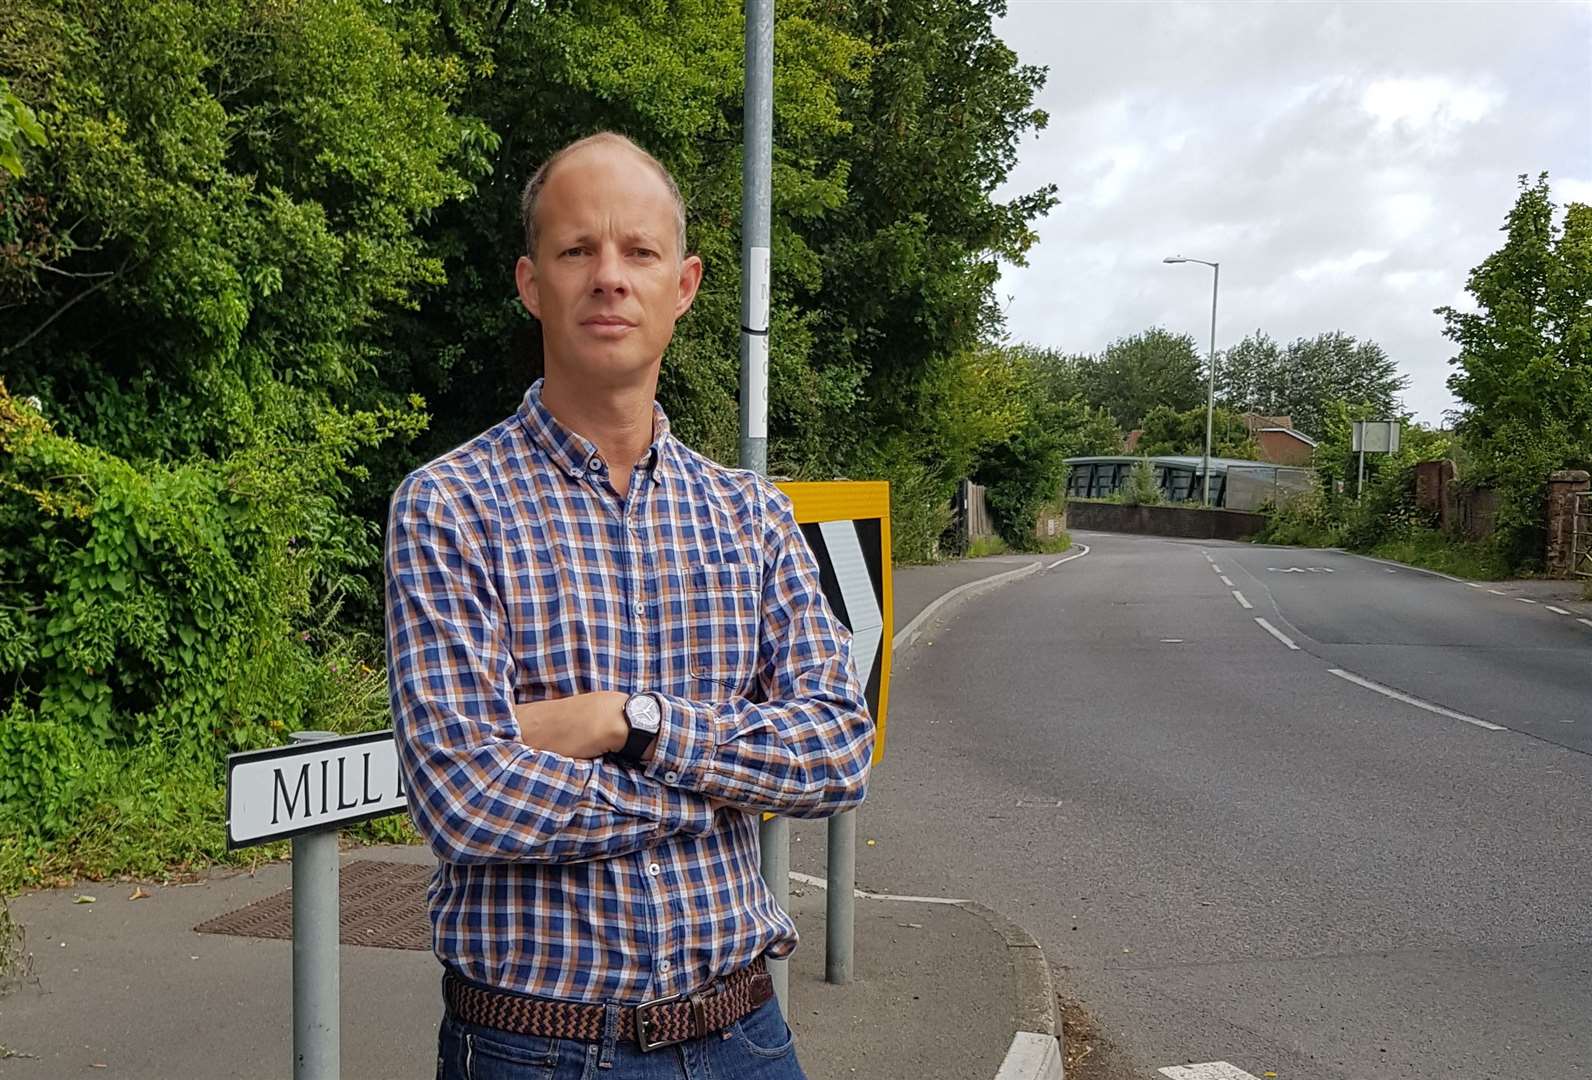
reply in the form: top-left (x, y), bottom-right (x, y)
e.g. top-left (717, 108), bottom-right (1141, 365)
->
top-left (1362, 77), bottom-right (1504, 135)
top-left (1293, 250), bottom-right (1391, 283)
top-left (993, 0), bottom-right (1592, 425)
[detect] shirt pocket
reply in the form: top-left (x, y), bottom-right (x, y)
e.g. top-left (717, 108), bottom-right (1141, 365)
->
top-left (687, 562), bottom-right (762, 694)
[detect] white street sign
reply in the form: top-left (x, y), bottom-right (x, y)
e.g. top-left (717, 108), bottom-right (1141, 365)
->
top-left (226, 731), bottom-right (406, 849)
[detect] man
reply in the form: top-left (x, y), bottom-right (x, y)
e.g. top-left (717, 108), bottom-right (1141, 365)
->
top-left (385, 131), bottom-right (873, 1080)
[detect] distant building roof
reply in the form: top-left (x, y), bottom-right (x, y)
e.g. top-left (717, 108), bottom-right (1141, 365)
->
top-left (1064, 454), bottom-right (1299, 474)
top-left (1258, 427), bottom-right (1318, 447)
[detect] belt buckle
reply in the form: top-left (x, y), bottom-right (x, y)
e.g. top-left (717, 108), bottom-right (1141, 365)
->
top-left (634, 991), bottom-right (688, 1053)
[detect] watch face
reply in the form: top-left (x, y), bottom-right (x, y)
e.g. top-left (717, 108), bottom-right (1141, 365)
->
top-left (627, 693), bottom-right (661, 734)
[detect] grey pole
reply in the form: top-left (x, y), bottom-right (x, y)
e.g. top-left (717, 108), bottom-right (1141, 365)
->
top-left (741, 0), bottom-right (789, 1013)
top-left (1203, 262), bottom-right (1219, 507)
top-left (824, 809), bottom-right (856, 984)
top-left (290, 731), bottom-right (339, 1080)
top-left (1163, 256), bottom-right (1220, 506)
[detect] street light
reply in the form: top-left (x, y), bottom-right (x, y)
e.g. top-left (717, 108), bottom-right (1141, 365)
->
top-left (1164, 255), bottom-right (1220, 507)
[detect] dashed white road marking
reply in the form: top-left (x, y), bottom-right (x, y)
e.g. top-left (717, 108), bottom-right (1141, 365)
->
top-left (1488, 589), bottom-right (1508, 595)
top-left (1231, 590), bottom-right (1252, 610)
top-left (1254, 617), bottom-right (1299, 650)
top-left (1220, 575), bottom-right (1235, 587)
top-left (1047, 543), bottom-right (1091, 570)
top-left (1211, 563), bottom-right (1223, 574)
top-left (1159, 1064), bottom-right (1262, 1080)
top-left (1517, 597), bottom-right (1539, 605)
top-left (1466, 582), bottom-right (1484, 589)
top-left (1580, 619), bottom-right (1592, 630)
top-left (1161, 638), bottom-right (1185, 643)
top-left (1328, 669), bottom-right (1506, 731)
top-left (1547, 605), bottom-right (1571, 615)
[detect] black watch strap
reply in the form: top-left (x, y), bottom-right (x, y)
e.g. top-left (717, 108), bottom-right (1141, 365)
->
top-left (618, 723), bottom-right (657, 766)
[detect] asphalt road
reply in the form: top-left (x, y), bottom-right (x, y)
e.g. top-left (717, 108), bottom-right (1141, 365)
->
top-left (818, 530), bottom-right (1592, 1079)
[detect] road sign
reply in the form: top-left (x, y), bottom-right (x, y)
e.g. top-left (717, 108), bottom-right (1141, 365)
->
top-left (1352, 420), bottom-right (1401, 454)
top-left (777, 480), bottom-right (893, 762)
top-left (226, 730), bottom-right (406, 849)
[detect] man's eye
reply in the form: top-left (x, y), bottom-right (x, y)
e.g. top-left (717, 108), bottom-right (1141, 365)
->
top-left (563, 247), bottom-right (588, 257)
top-left (634, 248), bottom-right (657, 259)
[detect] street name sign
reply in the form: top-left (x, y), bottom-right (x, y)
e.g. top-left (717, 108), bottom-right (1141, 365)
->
top-left (226, 730), bottom-right (406, 849)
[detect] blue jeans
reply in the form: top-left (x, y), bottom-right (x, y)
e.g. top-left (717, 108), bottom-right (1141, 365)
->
top-left (436, 996), bottom-right (808, 1080)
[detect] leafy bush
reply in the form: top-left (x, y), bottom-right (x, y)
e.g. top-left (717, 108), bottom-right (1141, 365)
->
top-left (1117, 457), bottom-right (1162, 506)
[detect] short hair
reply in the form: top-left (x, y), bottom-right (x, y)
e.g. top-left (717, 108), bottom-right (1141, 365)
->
top-left (520, 132), bottom-right (688, 261)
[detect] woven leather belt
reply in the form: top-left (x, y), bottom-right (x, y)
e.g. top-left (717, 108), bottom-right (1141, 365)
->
top-left (443, 958), bottom-right (773, 1053)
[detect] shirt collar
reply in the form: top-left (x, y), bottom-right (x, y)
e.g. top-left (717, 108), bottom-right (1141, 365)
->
top-left (518, 378), bottom-right (673, 487)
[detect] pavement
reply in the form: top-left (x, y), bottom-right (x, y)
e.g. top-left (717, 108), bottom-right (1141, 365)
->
top-left (0, 552), bottom-right (1063, 1080)
top-left (848, 529), bottom-right (1592, 1079)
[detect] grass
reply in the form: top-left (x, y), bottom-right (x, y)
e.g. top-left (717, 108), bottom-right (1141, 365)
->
top-left (1367, 529), bottom-right (1511, 581)
top-left (964, 529), bottom-right (1074, 558)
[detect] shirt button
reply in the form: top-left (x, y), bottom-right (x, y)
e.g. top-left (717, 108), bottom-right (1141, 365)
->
top-left (658, 960), bottom-right (672, 974)
top-left (648, 862), bottom-right (661, 876)
top-left (589, 455), bottom-right (603, 471)
top-left (634, 602), bottom-right (646, 618)
top-left (664, 771), bottom-right (679, 784)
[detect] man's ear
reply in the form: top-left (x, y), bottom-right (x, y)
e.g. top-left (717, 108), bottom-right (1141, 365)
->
top-left (515, 255), bottom-right (541, 319)
top-left (674, 254), bottom-right (705, 319)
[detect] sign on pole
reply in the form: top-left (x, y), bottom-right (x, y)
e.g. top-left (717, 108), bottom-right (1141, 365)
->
top-left (1352, 420), bottom-right (1401, 498)
top-left (226, 730), bottom-right (407, 849)
top-left (777, 480), bottom-right (893, 762)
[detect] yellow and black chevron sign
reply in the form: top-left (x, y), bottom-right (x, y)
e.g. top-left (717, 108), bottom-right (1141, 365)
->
top-left (777, 481), bottom-right (892, 763)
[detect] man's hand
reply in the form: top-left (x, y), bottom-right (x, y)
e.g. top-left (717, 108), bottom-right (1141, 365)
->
top-left (512, 692), bottom-right (628, 759)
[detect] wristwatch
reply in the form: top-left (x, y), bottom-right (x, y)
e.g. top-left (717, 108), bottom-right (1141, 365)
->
top-left (617, 692), bottom-right (662, 765)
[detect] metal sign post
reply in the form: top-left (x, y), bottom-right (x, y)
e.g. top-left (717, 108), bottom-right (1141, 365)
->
top-left (226, 729), bottom-right (410, 1080)
top-left (777, 482), bottom-right (893, 986)
top-left (741, 0), bottom-right (784, 1012)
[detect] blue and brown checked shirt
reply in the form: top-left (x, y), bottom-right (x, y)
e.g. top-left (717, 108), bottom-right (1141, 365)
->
top-left (384, 379), bottom-right (873, 1005)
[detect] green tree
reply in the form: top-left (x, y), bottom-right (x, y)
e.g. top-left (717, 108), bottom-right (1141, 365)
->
top-left (1440, 173), bottom-right (1592, 565)
top-left (1080, 328), bottom-right (1204, 430)
top-left (1218, 330), bottom-right (1406, 438)
top-left (1135, 404), bottom-right (1256, 458)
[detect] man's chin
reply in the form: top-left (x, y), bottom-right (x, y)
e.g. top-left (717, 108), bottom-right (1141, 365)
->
top-left (548, 347), bottom-right (661, 388)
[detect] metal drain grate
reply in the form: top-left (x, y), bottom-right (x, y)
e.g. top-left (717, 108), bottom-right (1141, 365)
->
top-left (194, 859), bottom-right (433, 950)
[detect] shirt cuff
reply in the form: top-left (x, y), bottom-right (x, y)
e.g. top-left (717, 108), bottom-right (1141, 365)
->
top-left (646, 692), bottom-right (716, 790)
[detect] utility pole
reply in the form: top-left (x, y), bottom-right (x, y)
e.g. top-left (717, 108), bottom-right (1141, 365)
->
top-left (740, 0), bottom-right (788, 1013)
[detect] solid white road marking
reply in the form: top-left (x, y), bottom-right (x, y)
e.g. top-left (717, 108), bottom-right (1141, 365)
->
top-left (1159, 1064), bottom-right (1262, 1080)
top-left (1254, 617), bottom-right (1299, 650)
top-left (1047, 543), bottom-right (1091, 571)
top-left (1328, 669), bottom-right (1506, 731)
top-left (1517, 597), bottom-right (1538, 605)
top-left (1231, 590), bottom-right (1252, 609)
top-left (1220, 575), bottom-right (1235, 587)
top-left (1547, 605), bottom-right (1571, 615)
top-left (788, 871), bottom-right (967, 905)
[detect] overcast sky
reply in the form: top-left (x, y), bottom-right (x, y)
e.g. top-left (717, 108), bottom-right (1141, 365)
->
top-left (992, 0), bottom-right (1592, 426)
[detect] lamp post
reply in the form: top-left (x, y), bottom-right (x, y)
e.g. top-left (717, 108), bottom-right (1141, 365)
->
top-left (1163, 255), bottom-right (1219, 507)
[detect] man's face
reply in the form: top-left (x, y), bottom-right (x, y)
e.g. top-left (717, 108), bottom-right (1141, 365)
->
top-left (516, 144), bottom-right (703, 390)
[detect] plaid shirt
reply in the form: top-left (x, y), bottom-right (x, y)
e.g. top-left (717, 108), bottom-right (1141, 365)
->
top-left (384, 379), bottom-right (873, 1004)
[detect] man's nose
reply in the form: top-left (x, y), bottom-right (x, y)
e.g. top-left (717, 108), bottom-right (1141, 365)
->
top-left (591, 245), bottom-right (628, 296)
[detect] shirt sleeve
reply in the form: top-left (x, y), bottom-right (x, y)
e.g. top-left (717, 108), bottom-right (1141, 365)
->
top-left (644, 482), bottom-right (875, 819)
top-left (384, 471), bottom-right (717, 865)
